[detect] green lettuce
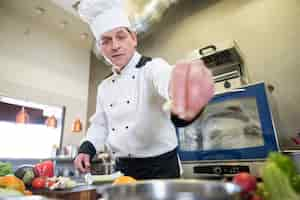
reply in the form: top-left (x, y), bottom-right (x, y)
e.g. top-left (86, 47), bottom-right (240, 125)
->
top-left (262, 162), bottom-right (299, 200)
top-left (267, 152), bottom-right (300, 193)
top-left (0, 162), bottom-right (13, 176)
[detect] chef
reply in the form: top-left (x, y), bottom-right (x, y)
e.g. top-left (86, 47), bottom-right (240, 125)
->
top-left (74, 0), bottom-right (214, 179)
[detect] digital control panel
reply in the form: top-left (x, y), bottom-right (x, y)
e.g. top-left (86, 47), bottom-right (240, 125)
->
top-left (193, 165), bottom-right (250, 176)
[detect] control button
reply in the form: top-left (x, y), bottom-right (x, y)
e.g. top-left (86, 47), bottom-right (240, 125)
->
top-left (126, 100), bottom-right (130, 104)
top-left (224, 80), bottom-right (231, 88)
top-left (132, 75), bottom-right (135, 79)
top-left (112, 80), bottom-right (115, 83)
top-left (213, 167), bottom-right (222, 175)
top-left (125, 126), bottom-right (129, 129)
top-left (112, 128), bottom-right (116, 131)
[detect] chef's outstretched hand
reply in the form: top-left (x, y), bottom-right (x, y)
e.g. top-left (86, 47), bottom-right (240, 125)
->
top-left (170, 59), bottom-right (214, 121)
top-left (74, 153), bottom-right (91, 173)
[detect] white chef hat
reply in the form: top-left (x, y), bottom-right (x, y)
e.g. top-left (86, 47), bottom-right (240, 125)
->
top-left (78, 0), bottom-right (132, 41)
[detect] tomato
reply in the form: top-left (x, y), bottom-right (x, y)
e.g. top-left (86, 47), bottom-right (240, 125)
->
top-left (233, 172), bottom-right (257, 194)
top-left (31, 177), bottom-right (46, 189)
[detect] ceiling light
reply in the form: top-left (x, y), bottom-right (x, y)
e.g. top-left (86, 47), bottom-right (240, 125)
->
top-left (24, 28), bottom-right (31, 36)
top-left (59, 21), bottom-right (68, 29)
top-left (72, 118), bottom-right (82, 133)
top-left (72, 1), bottom-right (81, 11)
top-left (45, 115), bottom-right (57, 128)
top-left (35, 7), bottom-right (46, 15)
top-left (16, 107), bottom-right (30, 124)
top-left (80, 32), bottom-right (88, 40)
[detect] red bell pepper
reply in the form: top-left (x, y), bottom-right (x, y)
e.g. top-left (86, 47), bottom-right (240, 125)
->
top-left (34, 160), bottom-right (54, 177)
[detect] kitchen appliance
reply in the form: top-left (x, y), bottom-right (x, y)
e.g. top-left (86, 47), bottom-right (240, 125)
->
top-left (185, 41), bottom-right (248, 93)
top-left (97, 179), bottom-right (241, 200)
top-left (177, 82), bottom-right (280, 178)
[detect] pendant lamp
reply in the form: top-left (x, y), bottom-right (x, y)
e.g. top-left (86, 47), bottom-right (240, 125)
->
top-left (16, 107), bottom-right (30, 124)
top-left (72, 118), bottom-right (82, 132)
top-left (45, 115), bottom-right (57, 128)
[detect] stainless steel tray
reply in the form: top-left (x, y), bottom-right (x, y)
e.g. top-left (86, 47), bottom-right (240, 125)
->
top-left (97, 179), bottom-right (241, 200)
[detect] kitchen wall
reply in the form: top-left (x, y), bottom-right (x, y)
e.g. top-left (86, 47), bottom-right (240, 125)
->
top-left (0, 2), bottom-right (92, 147)
top-left (88, 0), bottom-right (300, 149)
top-left (86, 53), bottom-right (111, 127)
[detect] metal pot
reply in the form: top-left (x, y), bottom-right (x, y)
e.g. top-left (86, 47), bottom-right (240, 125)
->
top-left (97, 179), bottom-right (241, 200)
top-left (91, 153), bottom-right (114, 175)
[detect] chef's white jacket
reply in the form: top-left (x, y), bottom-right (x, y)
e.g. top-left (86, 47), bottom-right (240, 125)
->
top-left (82, 51), bottom-right (178, 158)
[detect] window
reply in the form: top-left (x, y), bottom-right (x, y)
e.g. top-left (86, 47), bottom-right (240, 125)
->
top-left (0, 96), bottom-right (65, 159)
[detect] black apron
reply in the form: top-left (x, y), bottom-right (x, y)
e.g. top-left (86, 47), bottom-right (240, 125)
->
top-left (115, 148), bottom-right (180, 179)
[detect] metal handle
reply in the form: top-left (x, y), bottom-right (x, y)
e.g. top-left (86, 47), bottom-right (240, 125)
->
top-left (215, 88), bottom-right (246, 96)
top-left (198, 45), bottom-right (217, 56)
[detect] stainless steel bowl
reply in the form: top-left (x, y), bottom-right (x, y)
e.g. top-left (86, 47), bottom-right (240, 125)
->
top-left (97, 179), bottom-right (241, 200)
top-left (0, 196), bottom-right (51, 200)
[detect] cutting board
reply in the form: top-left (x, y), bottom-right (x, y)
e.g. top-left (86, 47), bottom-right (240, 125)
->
top-left (32, 185), bottom-right (98, 200)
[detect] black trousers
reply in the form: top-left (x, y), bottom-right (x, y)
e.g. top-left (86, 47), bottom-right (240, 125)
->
top-left (115, 148), bottom-right (180, 180)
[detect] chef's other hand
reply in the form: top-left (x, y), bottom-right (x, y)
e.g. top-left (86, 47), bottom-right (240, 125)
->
top-left (74, 153), bottom-right (91, 173)
top-left (171, 59), bottom-right (214, 121)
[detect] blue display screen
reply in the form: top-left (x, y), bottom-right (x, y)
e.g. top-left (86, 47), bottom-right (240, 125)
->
top-left (177, 82), bottom-right (279, 161)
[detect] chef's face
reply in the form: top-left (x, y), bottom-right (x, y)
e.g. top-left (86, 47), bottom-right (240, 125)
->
top-left (99, 27), bottom-right (137, 69)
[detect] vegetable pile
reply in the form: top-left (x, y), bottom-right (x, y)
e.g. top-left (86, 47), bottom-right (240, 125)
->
top-left (260, 152), bottom-right (300, 200)
top-left (0, 160), bottom-right (55, 197)
top-left (232, 152), bottom-right (300, 200)
top-left (1, 159), bottom-right (78, 196)
top-left (14, 160), bottom-right (54, 190)
top-left (0, 175), bottom-right (31, 196)
top-left (0, 161), bottom-right (31, 197)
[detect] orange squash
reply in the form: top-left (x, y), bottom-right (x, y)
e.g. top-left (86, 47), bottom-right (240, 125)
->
top-left (113, 176), bottom-right (137, 185)
top-left (0, 175), bottom-right (26, 193)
